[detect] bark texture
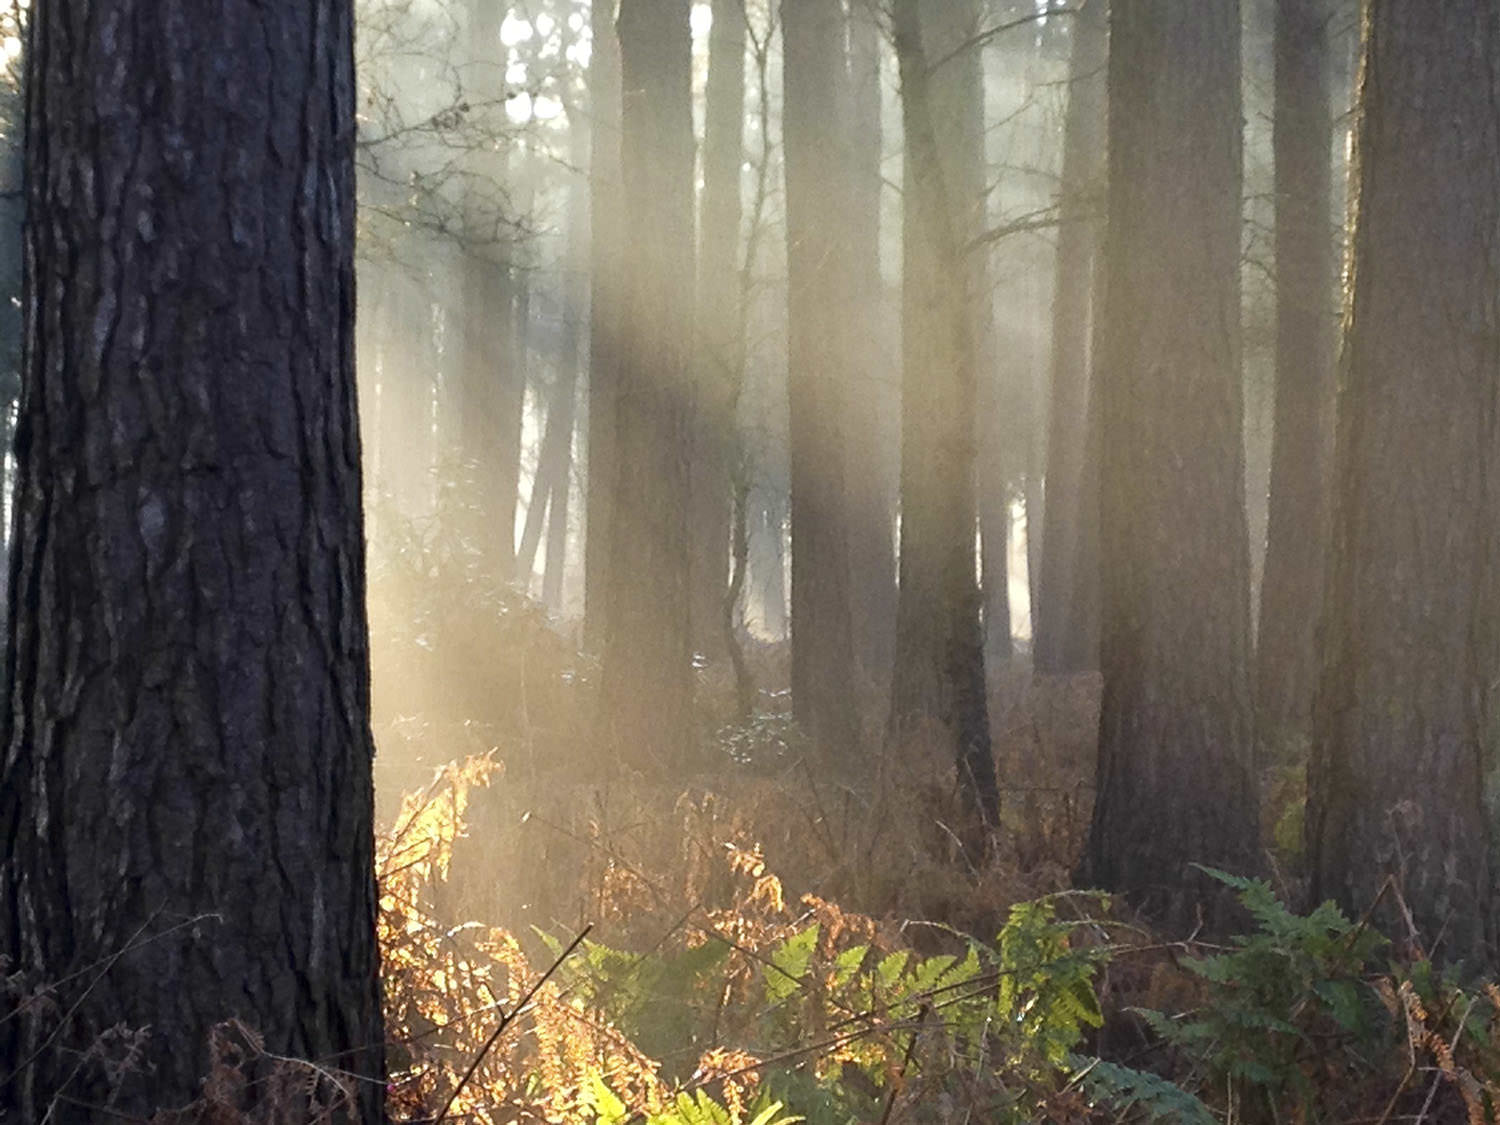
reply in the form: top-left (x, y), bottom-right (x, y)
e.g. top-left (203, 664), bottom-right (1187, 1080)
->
top-left (782, 0), bottom-right (859, 761)
top-left (1082, 0), bottom-right (1259, 920)
top-left (1034, 0), bottom-right (1106, 675)
top-left (1255, 0), bottom-right (1335, 752)
top-left (0, 0), bottom-right (383, 1117)
top-left (600, 0), bottom-right (695, 769)
top-left (889, 0), bottom-right (1000, 826)
top-left (1309, 0), bottom-right (1498, 964)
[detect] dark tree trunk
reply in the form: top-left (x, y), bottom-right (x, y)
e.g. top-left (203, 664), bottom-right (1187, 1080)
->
top-left (600, 0), bottom-right (695, 769)
top-left (1309, 0), bottom-right (1497, 964)
top-left (843, 0), bottom-right (898, 693)
top-left (1255, 0), bottom-right (1335, 755)
top-left (1034, 0), bottom-right (1106, 674)
top-left (689, 0), bottom-right (745, 658)
top-left (782, 0), bottom-right (859, 761)
top-left (0, 0), bottom-right (384, 1117)
top-left (889, 0), bottom-right (1000, 828)
top-left (1081, 0), bottom-right (1259, 922)
top-left (584, 0), bottom-right (622, 648)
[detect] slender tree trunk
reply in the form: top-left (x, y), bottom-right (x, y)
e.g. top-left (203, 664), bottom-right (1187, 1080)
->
top-left (889, 0), bottom-right (1000, 827)
top-left (584, 0), bottom-right (622, 647)
top-left (753, 487), bottom-right (789, 639)
top-left (1081, 0), bottom-right (1259, 922)
top-left (843, 0), bottom-right (898, 693)
top-left (1309, 0), bottom-right (1497, 964)
top-left (0, 0), bottom-right (384, 1116)
top-left (1034, 0), bottom-right (1106, 674)
top-left (1255, 0), bottom-right (1335, 755)
top-left (600, 0), bottom-right (695, 769)
top-left (782, 0), bottom-right (859, 760)
top-left (689, 0), bottom-right (746, 657)
top-left (516, 361), bottom-right (578, 585)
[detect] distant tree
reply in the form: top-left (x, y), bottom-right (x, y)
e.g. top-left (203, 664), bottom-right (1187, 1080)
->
top-left (585, 0), bottom-right (623, 647)
top-left (1255, 0), bottom-right (1335, 753)
top-left (1080, 0), bottom-right (1259, 920)
top-left (843, 0), bottom-right (898, 692)
top-left (0, 0), bottom-right (384, 1116)
top-left (1309, 0), bottom-right (1497, 963)
top-left (889, 0), bottom-right (1001, 826)
top-left (690, 0), bottom-right (747, 657)
top-left (782, 0), bottom-right (860, 760)
top-left (1033, 0), bottom-right (1106, 676)
top-left (600, 0), bottom-right (695, 767)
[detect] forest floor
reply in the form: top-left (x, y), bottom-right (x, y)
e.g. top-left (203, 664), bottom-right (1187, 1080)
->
top-left (363, 588), bottom-right (1490, 1124)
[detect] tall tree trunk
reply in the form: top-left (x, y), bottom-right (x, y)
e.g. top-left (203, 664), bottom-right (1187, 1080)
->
top-left (753, 487), bottom-right (788, 639)
top-left (544, 139), bottom-right (588, 610)
top-left (689, 0), bottom-right (746, 657)
top-left (1081, 0), bottom-right (1259, 922)
top-left (600, 0), bottom-right (695, 769)
top-left (456, 0), bottom-right (522, 579)
top-left (1255, 0), bottom-right (1335, 755)
top-left (1309, 0), bottom-right (1497, 964)
top-left (0, 0), bottom-right (384, 1116)
top-left (782, 0), bottom-right (859, 760)
top-left (584, 0), bottom-right (623, 647)
top-left (889, 0), bottom-right (1000, 827)
top-left (1034, 0), bottom-right (1107, 674)
top-left (843, 0), bottom-right (898, 693)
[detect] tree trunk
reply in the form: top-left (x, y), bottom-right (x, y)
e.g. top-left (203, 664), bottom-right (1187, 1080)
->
top-left (584, 0), bottom-right (623, 648)
top-left (1309, 0), bottom-right (1497, 964)
top-left (1033, 0), bottom-right (1106, 675)
top-left (689, 0), bottom-right (746, 657)
top-left (0, 0), bottom-right (384, 1116)
top-left (516, 362), bottom-right (578, 587)
top-left (1081, 0), bottom-right (1259, 923)
top-left (456, 0), bottom-right (523, 579)
top-left (843, 0), bottom-right (898, 693)
top-left (600, 0), bottom-right (695, 769)
top-left (782, 0), bottom-right (859, 761)
top-left (889, 0), bottom-right (1000, 828)
top-left (1255, 0), bottom-right (1335, 756)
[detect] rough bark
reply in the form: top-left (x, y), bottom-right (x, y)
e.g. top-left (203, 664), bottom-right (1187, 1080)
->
top-left (689, 0), bottom-right (746, 657)
top-left (782, 0), bottom-right (859, 761)
top-left (1034, 0), bottom-right (1106, 675)
top-left (599, 0), bottom-right (695, 769)
top-left (1309, 0), bottom-right (1497, 964)
top-left (584, 0), bottom-right (622, 647)
top-left (1081, 0), bottom-right (1259, 921)
top-left (843, 0), bottom-right (898, 692)
top-left (889, 0), bottom-right (1000, 827)
top-left (0, 0), bottom-right (383, 1117)
top-left (1255, 0), bottom-right (1335, 754)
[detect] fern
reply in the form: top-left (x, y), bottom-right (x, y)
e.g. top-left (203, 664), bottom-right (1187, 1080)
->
top-left (1070, 1056), bottom-right (1217, 1125)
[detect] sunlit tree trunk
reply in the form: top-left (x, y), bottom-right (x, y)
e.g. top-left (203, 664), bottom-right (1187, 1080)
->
top-left (1309, 0), bottom-right (1497, 963)
top-left (585, 0), bottom-right (622, 647)
top-left (889, 0), bottom-right (1000, 827)
top-left (1081, 0), bottom-right (1259, 921)
top-left (689, 0), bottom-right (746, 657)
top-left (843, 0), bottom-right (898, 694)
top-left (1255, 0), bottom-right (1335, 755)
top-left (600, 0), bottom-right (695, 768)
top-left (0, 0), bottom-right (384, 1115)
top-left (1034, 0), bottom-right (1106, 675)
